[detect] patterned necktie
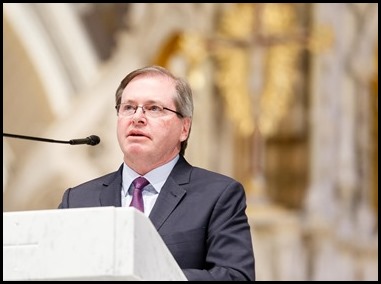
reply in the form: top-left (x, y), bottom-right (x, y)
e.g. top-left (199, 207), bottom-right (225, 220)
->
top-left (129, 176), bottom-right (149, 212)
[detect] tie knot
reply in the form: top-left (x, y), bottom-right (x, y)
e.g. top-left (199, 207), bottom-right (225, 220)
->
top-left (133, 176), bottom-right (149, 190)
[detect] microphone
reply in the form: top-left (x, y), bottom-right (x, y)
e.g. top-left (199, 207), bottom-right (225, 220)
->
top-left (3, 133), bottom-right (101, 146)
top-left (69, 135), bottom-right (100, 146)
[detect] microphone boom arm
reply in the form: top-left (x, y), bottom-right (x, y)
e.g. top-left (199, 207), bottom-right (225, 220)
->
top-left (3, 133), bottom-right (69, 144)
top-left (3, 133), bottom-right (100, 146)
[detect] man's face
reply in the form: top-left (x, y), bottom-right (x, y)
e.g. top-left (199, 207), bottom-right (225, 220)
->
top-left (117, 74), bottom-right (191, 173)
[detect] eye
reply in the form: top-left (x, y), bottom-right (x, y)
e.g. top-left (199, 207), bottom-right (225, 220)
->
top-left (122, 104), bottom-right (136, 111)
top-left (146, 104), bottom-right (163, 112)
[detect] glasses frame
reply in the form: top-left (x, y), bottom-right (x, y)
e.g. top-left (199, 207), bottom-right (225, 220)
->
top-left (115, 103), bottom-right (183, 118)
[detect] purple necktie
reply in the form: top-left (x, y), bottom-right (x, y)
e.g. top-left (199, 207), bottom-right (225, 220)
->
top-left (129, 177), bottom-right (149, 212)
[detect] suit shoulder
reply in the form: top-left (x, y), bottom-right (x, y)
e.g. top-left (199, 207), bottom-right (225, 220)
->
top-left (70, 169), bottom-right (120, 191)
top-left (179, 156), bottom-right (239, 184)
top-left (191, 166), bottom-right (240, 184)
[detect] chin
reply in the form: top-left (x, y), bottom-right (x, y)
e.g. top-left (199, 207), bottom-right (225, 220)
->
top-left (125, 145), bottom-right (146, 155)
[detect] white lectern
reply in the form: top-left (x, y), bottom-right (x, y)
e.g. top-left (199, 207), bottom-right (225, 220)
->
top-left (3, 207), bottom-right (187, 281)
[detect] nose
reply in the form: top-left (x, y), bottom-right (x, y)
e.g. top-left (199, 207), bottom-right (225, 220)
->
top-left (135, 106), bottom-right (145, 114)
top-left (132, 106), bottom-right (147, 124)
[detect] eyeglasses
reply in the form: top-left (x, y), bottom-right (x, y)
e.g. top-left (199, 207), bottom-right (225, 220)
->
top-left (115, 103), bottom-right (183, 118)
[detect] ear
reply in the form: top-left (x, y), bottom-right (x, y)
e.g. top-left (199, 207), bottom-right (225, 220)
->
top-left (180, 117), bottom-right (192, 142)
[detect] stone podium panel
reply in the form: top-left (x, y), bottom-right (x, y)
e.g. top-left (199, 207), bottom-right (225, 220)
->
top-left (3, 207), bottom-right (187, 281)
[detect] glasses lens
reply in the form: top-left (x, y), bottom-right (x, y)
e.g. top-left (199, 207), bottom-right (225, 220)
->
top-left (117, 104), bottom-right (179, 118)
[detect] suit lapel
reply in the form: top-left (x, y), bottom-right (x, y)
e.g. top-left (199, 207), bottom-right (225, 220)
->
top-left (149, 178), bottom-right (186, 230)
top-left (99, 165), bottom-right (123, 207)
top-left (149, 156), bottom-right (191, 230)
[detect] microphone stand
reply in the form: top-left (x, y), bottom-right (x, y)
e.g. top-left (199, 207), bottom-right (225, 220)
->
top-left (3, 133), bottom-right (69, 144)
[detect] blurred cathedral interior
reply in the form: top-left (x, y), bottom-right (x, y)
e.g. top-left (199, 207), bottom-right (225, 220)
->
top-left (3, 3), bottom-right (378, 280)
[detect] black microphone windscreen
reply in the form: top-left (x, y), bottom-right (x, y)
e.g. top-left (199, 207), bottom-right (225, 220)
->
top-left (88, 135), bottom-right (100, 146)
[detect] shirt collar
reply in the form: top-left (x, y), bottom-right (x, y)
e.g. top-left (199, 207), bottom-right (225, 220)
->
top-left (122, 155), bottom-right (179, 196)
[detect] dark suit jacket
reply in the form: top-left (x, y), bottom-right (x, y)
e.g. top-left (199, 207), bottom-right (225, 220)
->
top-left (59, 155), bottom-right (255, 281)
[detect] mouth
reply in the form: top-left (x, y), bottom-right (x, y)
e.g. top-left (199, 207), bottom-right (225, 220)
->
top-left (127, 130), bottom-right (149, 139)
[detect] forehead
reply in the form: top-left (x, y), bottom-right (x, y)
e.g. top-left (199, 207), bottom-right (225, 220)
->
top-left (122, 74), bottom-right (175, 98)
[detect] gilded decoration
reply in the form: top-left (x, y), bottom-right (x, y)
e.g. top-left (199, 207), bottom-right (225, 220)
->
top-left (153, 4), bottom-right (332, 200)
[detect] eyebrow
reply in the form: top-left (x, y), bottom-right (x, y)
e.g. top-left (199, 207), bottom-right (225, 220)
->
top-left (121, 99), bottom-right (166, 105)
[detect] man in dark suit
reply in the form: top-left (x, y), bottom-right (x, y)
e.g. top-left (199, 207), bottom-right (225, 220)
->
top-left (58, 65), bottom-right (255, 281)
